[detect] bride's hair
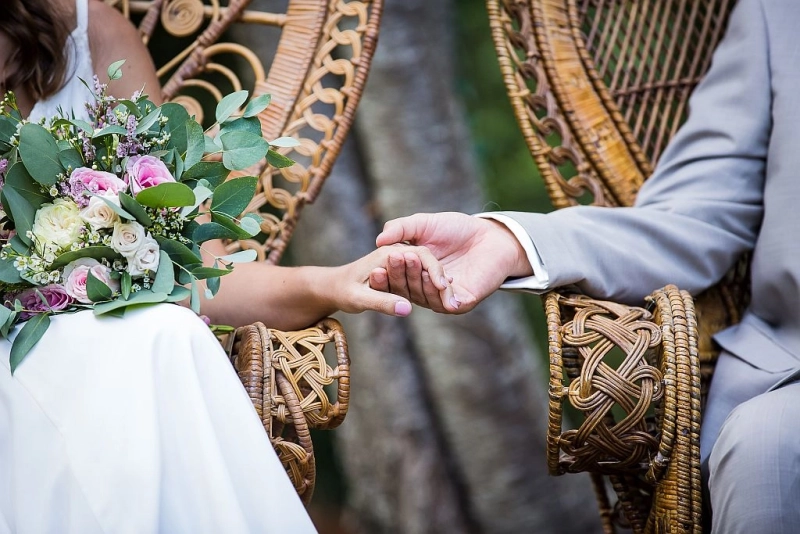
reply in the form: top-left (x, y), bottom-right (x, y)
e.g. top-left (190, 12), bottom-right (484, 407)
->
top-left (1, 0), bottom-right (71, 100)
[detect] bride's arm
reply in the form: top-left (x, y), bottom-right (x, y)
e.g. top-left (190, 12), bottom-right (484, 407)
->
top-left (88, 3), bottom-right (452, 329)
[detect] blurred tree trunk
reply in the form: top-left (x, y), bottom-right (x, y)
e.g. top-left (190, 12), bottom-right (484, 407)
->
top-left (291, 1), bottom-right (601, 533)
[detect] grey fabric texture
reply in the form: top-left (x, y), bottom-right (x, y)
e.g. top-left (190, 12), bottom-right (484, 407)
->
top-left (500, 0), bottom-right (800, 529)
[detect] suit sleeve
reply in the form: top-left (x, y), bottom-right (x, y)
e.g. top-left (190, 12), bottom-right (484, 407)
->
top-left (498, 0), bottom-right (772, 304)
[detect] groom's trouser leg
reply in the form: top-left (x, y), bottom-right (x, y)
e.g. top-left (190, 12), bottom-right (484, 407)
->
top-left (707, 381), bottom-right (800, 534)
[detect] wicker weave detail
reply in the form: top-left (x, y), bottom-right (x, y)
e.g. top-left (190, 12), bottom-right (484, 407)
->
top-left (228, 318), bottom-right (351, 505)
top-left (546, 286), bottom-right (701, 534)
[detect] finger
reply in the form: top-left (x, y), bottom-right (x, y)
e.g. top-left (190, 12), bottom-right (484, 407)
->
top-left (352, 287), bottom-right (413, 317)
top-left (403, 252), bottom-right (427, 306)
top-left (410, 246), bottom-right (451, 291)
top-left (420, 270), bottom-right (448, 313)
top-left (369, 268), bottom-right (390, 292)
top-left (376, 214), bottom-right (429, 247)
top-left (386, 252), bottom-right (411, 300)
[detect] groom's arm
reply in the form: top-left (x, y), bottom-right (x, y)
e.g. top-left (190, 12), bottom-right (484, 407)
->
top-left (481, 0), bottom-right (771, 304)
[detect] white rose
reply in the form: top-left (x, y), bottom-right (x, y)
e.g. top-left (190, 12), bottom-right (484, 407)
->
top-left (32, 198), bottom-right (83, 252)
top-left (111, 221), bottom-right (146, 257)
top-left (80, 194), bottom-right (121, 231)
top-left (126, 235), bottom-right (160, 276)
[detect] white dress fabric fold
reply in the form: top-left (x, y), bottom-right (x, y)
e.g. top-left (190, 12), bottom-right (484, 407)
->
top-left (1, 0), bottom-right (317, 531)
top-left (0, 305), bottom-right (316, 533)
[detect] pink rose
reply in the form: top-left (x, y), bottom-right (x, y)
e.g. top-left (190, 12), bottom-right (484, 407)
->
top-left (17, 284), bottom-right (74, 320)
top-left (125, 155), bottom-right (175, 195)
top-left (63, 258), bottom-right (120, 304)
top-left (69, 167), bottom-right (128, 207)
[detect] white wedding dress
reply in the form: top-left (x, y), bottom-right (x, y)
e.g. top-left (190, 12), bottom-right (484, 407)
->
top-left (0, 1), bottom-right (317, 532)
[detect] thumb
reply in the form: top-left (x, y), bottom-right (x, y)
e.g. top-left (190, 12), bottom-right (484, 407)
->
top-left (376, 214), bottom-right (429, 247)
top-left (349, 286), bottom-right (413, 317)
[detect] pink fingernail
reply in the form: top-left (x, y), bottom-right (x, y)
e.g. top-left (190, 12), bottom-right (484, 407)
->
top-left (449, 296), bottom-right (461, 309)
top-left (439, 276), bottom-right (449, 287)
top-left (395, 301), bottom-right (412, 316)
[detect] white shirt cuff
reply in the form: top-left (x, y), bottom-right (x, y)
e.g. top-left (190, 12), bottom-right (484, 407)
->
top-left (474, 213), bottom-right (550, 292)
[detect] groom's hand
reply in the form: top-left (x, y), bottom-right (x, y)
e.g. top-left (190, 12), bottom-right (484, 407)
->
top-left (371, 212), bottom-right (532, 314)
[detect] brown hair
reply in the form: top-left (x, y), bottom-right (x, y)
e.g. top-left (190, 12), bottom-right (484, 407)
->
top-left (1, 0), bottom-right (72, 101)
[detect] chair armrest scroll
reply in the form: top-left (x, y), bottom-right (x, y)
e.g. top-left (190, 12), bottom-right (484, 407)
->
top-left (545, 285), bottom-right (702, 534)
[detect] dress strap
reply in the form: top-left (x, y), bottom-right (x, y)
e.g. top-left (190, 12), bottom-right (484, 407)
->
top-left (75, 0), bottom-right (89, 33)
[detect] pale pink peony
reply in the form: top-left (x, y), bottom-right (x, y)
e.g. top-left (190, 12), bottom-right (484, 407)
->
top-left (69, 167), bottom-right (128, 207)
top-left (125, 155), bottom-right (175, 195)
top-left (17, 284), bottom-right (74, 319)
top-left (62, 258), bottom-right (120, 304)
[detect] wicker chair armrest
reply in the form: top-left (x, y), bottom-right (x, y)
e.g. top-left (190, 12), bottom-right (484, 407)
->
top-left (545, 285), bottom-right (702, 533)
top-left (225, 317), bottom-right (350, 504)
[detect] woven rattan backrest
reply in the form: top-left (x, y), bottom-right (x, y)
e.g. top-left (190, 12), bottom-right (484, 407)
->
top-left (107, 0), bottom-right (382, 264)
top-left (577, 0), bottom-right (734, 168)
top-left (488, 0), bottom-right (733, 209)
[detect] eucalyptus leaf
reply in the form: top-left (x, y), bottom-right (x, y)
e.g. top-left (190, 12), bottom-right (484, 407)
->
top-left (70, 119), bottom-right (94, 135)
top-left (220, 116), bottom-right (262, 136)
top-left (0, 118), bottom-right (17, 148)
top-left (0, 305), bottom-right (12, 331)
top-left (184, 120), bottom-right (205, 170)
top-left (86, 271), bottom-right (113, 302)
top-left (209, 212), bottom-right (257, 239)
top-left (19, 124), bottom-right (62, 185)
top-left (51, 246), bottom-right (119, 270)
top-left (239, 215), bottom-right (261, 236)
top-left (118, 192), bottom-right (153, 226)
top-left (190, 279), bottom-right (201, 314)
top-left (156, 238), bottom-right (202, 267)
top-left (93, 290), bottom-right (169, 316)
top-left (5, 163), bottom-right (49, 208)
top-left (207, 276), bottom-right (221, 297)
top-left (92, 125), bottom-right (128, 139)
top-left (216, 91), bottom-right (249, 124)
top-left (135, 107), bottom-right (162, 135)
top-left (266, 149), bottom-right (295, 169)
top-left (192, 221), bottom-right (240, 243)
top-left (0, 308), bottom-right (17, 338)
top-left (190, 266), bottom-right (231, 280)
top-left (220, 131), bottom-right (269, 171)
top-left (114, 100), bottom-right (142, 118)
top-left (180, 184), bottom-right (213, 217)
top-left (9, 313), bottom-right (50, 374)
top-left (161, 103), bottom-right (190, 153)
top-left (269, 136), bottom-right (301, 148)
top-left (204, 135), bottom-right (219, 154)
top-left (151, 251), bottom-right (175, 294)
top-left (107, 59), bottom-right (126, 80)
top-left (121, 271), bottom-right (132, 300)
top-left (93, 193), bottom-right (136, 221)
top-left (0, 257), bottom-right (23, 284)
top-left (58, 148), bottom-right (84, 172)
top-left (3, 187), bottom-right (35, 246)
top-left (243, 93), bottom-right (271, 118)
top-left (135, 182), bottom-right (195, 208)
top-left (181, 162), bottom-right (229, 189)
top-left (209, 176), bottom-right (257, 218)
top-left (219, 249), bottom-right (257, 263)
top-left (166, 286), bottom-right (191, 303)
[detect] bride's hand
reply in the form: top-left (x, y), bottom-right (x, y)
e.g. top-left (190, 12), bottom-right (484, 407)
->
top-left (324, 245), bottom-right (453, 317)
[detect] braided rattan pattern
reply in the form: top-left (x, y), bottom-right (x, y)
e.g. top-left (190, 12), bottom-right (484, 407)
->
top-left (576, 0), bottom-right (733, 167)
top-left (228, 319), bottom-right (350, 504)
top-left (546, 286), bottom-right (701, 534)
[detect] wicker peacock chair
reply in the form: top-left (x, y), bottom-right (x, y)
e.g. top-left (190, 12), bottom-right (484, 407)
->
top-left (488, 1), bottom-right (739, 532)
top-left (107, 0), bottom-right (383, 505)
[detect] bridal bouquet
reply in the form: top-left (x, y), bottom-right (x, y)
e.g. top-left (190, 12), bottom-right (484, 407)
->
top-left (0, 61), bottom-right (296, 372)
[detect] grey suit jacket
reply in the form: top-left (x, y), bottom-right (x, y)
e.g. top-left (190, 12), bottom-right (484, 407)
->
top-left (501, 0), bottom-right (800, 457)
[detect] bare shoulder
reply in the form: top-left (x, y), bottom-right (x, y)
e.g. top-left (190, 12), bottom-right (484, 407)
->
top-left (86, 1), bottom-right (162, 102)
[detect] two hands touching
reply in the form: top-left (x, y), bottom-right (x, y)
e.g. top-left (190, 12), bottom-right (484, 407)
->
top-left (354, 212), bottom-right (533, 317)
